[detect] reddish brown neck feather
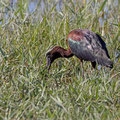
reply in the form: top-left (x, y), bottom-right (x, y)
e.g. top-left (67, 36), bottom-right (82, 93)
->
top-left (50, 46), bottom-right (73, 62)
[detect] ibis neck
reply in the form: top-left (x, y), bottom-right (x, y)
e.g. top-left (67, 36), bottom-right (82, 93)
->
top-left (53, 47), bottom-right (73, 58)
top-left (51, 46), bottom-right (73, 63)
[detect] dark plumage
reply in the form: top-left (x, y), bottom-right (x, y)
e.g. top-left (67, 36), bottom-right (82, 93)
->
top-left (46, 29), bottom-right (113, 73)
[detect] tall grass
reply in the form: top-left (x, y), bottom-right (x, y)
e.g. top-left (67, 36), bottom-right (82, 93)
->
top-left (0, 0), bottom-right (120, 119)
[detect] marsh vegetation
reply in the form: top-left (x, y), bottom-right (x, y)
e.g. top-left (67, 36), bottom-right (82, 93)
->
top-left (0, 0), bottom-right (120, 119)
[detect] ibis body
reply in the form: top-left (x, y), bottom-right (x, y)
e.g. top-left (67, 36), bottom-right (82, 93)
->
top-left (46, 29), bottom-right (113, 71)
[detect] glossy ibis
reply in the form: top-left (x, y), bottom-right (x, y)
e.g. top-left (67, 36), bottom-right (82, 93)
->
top-left (46, 29), bottom-right (113, 74)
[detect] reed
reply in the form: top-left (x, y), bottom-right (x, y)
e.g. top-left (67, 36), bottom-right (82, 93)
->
top-left (0, 0), bottom-right (120, 119)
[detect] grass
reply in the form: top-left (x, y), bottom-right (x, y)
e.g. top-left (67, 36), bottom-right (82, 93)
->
top-left (0, 0), bottom-right (120, 119)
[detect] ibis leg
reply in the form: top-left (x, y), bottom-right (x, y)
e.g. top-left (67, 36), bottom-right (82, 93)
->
top-left (91, 61), bottom-right (96, 69)
top-left (80, 60), bottom-right (84, 78)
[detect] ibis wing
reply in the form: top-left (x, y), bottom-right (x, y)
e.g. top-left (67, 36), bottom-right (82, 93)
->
top-left (68, 29), bottom-right (113, 68)
top-left (68, 38), bottom-right (96, 61)
top-left (95, 34), bottom-right (110, 58)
